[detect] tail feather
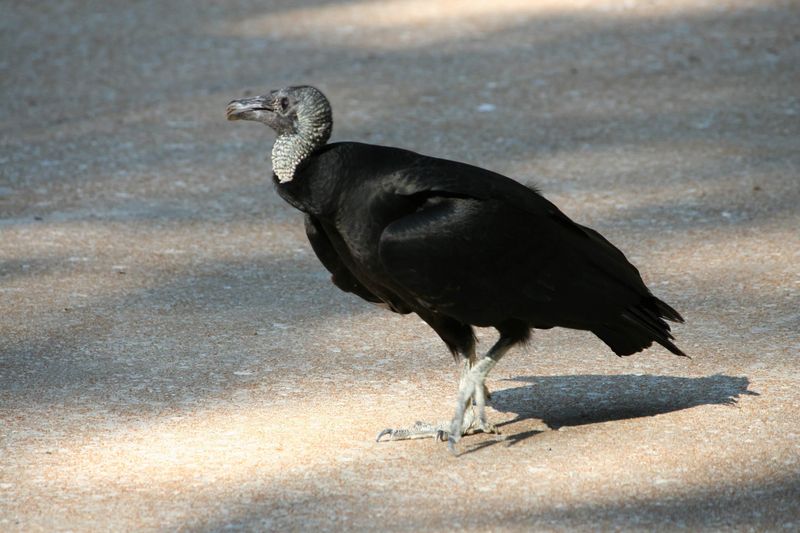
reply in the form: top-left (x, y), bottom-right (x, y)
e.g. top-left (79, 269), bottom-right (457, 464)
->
top-left (652, 297), bottom-right (684, 324)
top-left (593, 324), bottom-right (655, 356)
top-left (593, 296), bottom-right (687, 357)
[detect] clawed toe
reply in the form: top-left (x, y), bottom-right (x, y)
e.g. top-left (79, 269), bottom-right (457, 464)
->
top-left (477, 421), bottom-right (500, 435)
top-left (464, 421), bottom-right (500, 435)
top-left (375, 428), bottom-right (395, 442)
top-left (377, 350), bottom-right (506, 453)
top-left (377, 416), bottom-right (498, 449)
top-left (447, 435), bottom-right (459, 455)
top-left (375, 421), bottom-right (448, 442)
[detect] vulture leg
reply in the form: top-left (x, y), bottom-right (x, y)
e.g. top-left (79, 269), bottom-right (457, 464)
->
top-left (375, 357), bottom-right (490, 442)
top-left (447, 323), bottom-right (530, 454)
top-left (376, 315), bottom-right (498, 442)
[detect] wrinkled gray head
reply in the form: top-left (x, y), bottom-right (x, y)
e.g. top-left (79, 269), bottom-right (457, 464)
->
top-left (227, 86), bottom-right (332, 182)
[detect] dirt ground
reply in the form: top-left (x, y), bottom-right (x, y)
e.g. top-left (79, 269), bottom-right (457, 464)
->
top-left (1, 0), bottom-right (799, 530)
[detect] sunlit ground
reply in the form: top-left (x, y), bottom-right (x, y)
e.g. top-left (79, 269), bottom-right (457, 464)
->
top-left (2, 0), bottom-right (799, 529)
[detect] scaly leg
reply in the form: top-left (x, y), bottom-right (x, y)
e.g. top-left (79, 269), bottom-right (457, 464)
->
top-left (376, 356), bottom-right (494, 442)
top-left (446, 334), bottom-right (520, 454)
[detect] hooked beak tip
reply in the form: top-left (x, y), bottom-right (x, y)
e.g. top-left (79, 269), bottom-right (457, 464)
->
top-left (226, 101), bottom-right (246, 121)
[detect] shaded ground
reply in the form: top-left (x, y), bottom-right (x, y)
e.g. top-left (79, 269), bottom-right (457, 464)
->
top-left (1, 0), bottom-right (799, 530)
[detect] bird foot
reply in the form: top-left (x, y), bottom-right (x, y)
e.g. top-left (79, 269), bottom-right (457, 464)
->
top-left (376, 408), bottom-right (498, 443)
top-left (446, 356), bottom-right (500, 455)
top-left (376, 420), bottom-right (450, 442)
top-left (467, 420), bottom-right (499, 435)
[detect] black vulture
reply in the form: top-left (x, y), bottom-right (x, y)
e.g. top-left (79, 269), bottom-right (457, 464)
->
top-left (226, 86), bottom-right (686, 454)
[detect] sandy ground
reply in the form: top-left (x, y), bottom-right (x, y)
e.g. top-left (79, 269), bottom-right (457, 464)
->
top-left (2, 0), bottom-right (799, 530)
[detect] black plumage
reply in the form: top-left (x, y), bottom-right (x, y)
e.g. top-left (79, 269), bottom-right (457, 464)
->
top-left (227, 86), bottom-right (685, 451)
top-left (284, 141), bottom-right (684, 356)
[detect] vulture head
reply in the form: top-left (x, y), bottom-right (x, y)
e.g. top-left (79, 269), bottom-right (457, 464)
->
top-left (227, 86), bottom-right (333, 182)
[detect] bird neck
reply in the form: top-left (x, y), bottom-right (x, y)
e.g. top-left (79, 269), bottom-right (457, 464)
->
top-left (272, 142), bottom-right (344, 218)
top-left (271, 116), bottom-right (332, 183)
top-left (272, 133), bottom-right (316, 183)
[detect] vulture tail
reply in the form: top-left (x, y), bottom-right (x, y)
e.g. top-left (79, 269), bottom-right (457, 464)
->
top-left (593, 296), bottom-right (687, 357)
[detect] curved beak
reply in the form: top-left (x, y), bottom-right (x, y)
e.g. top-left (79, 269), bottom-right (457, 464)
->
top-left (226, 95), bottom-right (273, 121)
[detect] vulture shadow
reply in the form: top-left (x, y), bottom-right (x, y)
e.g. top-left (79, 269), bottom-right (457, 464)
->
top-left (472, 374), bottom-right (757, 450)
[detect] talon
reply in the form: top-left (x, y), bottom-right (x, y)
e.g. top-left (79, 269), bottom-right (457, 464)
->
top-left (376, 428), bottom-right (393, 442)
top-left (435, 429), bottom-right (449, 442)
top-left (447, 436), bottom-right (459, 456)
top-left (478, 422), bottom-right (499, 435)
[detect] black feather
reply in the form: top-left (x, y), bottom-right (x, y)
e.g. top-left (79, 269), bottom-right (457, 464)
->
top-left (274, 141), bottom-right (686, 358)
top-left (229, 86), bottom-right (685, 362)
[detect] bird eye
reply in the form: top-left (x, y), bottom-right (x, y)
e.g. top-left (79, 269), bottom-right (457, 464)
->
top-left (279, 96), bottom-right (289, 111)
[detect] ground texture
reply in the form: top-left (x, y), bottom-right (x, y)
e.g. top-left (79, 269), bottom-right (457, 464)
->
top-left (1, 0), bottom-right (799, 530)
